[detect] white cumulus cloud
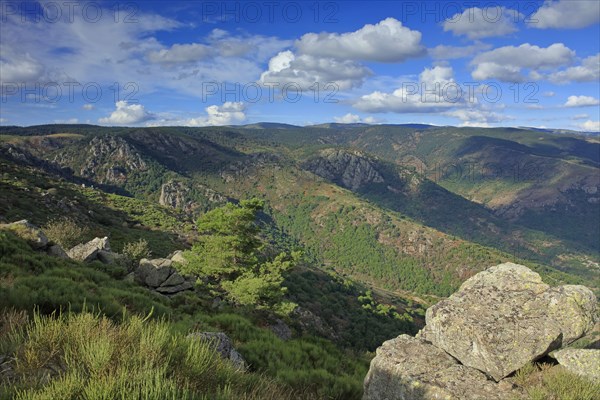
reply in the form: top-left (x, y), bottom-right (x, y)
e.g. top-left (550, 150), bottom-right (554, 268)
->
top-left (470, 43), bottom-right (575, 82)
top-left (565, 96), bottom-right (600, 108)
top-left (529, 0), bottom-right (600, 29)
top-left (443, 7), bottom-right (522, 40)
top-left (444, 108), bottom-right (508, 127)
top-left (99, 101), bottom-right (155, 125)
top-left (549, 54), bottom-right (600, 84)
top-left (260, 50), bottom-right (371, 90)
top-left (333, 113), bottom-right (379, 124)
top-left (353, 65), bottom-right (464, 113)
top-left (296, 18), bottom-right (425, 62)
top-left (148, 102), bottom-right (247, 127)
top-left (204, 102), bottom-right (247, 126)
top-left (0, 50), bottom-right (45, 83)
top-left (577, 120), bottom-right (600, 132)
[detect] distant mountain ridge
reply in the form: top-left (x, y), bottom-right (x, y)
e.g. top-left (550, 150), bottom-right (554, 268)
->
top-left (0, 123), bottom-right (597, 296)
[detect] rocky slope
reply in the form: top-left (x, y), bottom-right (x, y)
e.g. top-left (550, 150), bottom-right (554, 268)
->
top-left (301, 149), bottom-right (385, 191)
top-left (363, 263), bottom-right (598, 400)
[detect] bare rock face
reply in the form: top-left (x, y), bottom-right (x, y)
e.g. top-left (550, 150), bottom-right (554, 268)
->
top-left (159, 181), bottom-right (195, 211)
top-left (159, 181), bottom-right (225, 212)
top-left (363, 263), bottom-right (598, 400)
top-left (551, 349), bottom-right (600, 382)
top-left (420, 263), bottom-right (597, 381)
top-left (301, 149), bottom-right (385, 191)
top-left (363, 335), bottom-right (519, 400)
top-left (67, 237), bottom-right (111, 262)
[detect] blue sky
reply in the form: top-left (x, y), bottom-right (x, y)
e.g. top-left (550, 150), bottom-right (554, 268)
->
top-left (0, 0), bottom-right (599, 130)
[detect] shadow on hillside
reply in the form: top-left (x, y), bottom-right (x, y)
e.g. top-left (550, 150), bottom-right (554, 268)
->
top-left (457, 135), bottom-right (599, 167)
top-left (284, 266), bottom-right (420, 352)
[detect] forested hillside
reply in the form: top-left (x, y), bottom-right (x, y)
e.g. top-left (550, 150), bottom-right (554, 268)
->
top-left (0, 123), bottom-right (598, 398)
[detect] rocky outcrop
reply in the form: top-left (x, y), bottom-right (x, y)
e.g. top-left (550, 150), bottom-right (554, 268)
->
top-left (134, 258), bottom-right (193, 294)
top-left (1, 221), bottom-right (120, 264)
top-left (269, 319), bottom-right (292, 341)
top-left (551, 349), bottom-right (600, 382)
top-left (67, 237), bottom-right (112, 263)
top-left (419, 263), bottom-right (596, 381)
top-left (301, 149), bottom-right (384, 191)
top-left (53, 135), bottom-right (148, 185)
top-left (159, 180), bottom-right (225, 212)
top-left (187, 332), bottom-right (247, 371)
top-left (363, 263), bottom-right (598, 400)
top-left (1, 220), bottom-right (49, 249)
top-left (363, 335), bottom-right (518, 400)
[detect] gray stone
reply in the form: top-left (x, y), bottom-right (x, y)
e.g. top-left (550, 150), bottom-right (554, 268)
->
top-left (551, 349), bottom-right (600, 382)
top-left (363, 335), bottom-right (519, 400)
top-left (419, 263), bottom-right (597, 381)
top-left (134, 258), bottom-right (174, 288)
top-left (67, 237), bottom-right (110, 262)
top-left (156, 280), bottom-right (193, 294)
top-left (187, 332), bottom-right (247, 371)
top-left (47, 244), bottom-right (68, 258)
top-left (97, 250), bottom-right (120, 264)
top-left (269, 319), bottom-right (292, 341)
top-left (134, 258), bottom-right (192, 294)
top-left (161, 272), bottom-right (185, 287)
top-left (170, 250), bottom-right (187, 264)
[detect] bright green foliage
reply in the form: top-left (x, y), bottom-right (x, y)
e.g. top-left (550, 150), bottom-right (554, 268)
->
top-left (181, 200), bottom-right (297, 311)
top-left (222, 252), bottom-right (300, 312)
top-left (183, 199), bottom-right (264, 278)
top-left (0, 310), bottom-right (295, 400)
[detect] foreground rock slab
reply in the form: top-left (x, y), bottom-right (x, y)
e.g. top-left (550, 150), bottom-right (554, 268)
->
top-left (67, 237), bottom-right (111, 262)
top-left (419, 262), bottom-right (597, 381)
top-left (551, 349), bottom-right (600, 383)
top-left (363, 335), bottom-right (518, 400)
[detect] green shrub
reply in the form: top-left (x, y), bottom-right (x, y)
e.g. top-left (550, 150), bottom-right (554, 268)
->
top-left (514, 362), bottom-right (600, 400)
top-left (43, 217), bottom-right (90, 249)
top-left (122, 238), bottom-right (152, 263)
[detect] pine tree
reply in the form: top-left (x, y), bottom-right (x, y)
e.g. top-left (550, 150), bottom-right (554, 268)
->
top-left (181, 199), bottom-right (298, 312)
